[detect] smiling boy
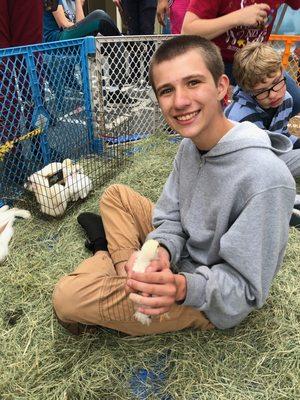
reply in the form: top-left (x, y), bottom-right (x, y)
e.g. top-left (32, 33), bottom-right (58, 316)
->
top-left (53, 36), bottom-right (296, 336)
top-left (225, 42), bottom-right (300, 149)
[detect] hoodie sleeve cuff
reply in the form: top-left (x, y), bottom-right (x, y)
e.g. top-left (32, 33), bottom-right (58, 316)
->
top-left (179, 272), bottom-right (207, 308)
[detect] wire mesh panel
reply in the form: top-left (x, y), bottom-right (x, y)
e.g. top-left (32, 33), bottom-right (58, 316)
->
top-left (269, 34), bottom-right (300, 85)
top-left (269, 35), bottom-right (300, 136)
top-left (0, 38), bottom-right (131, 215)
top-left (91, 35), bottom-right (174, 144)
top-left (91, 35), bottom-right (300, 145)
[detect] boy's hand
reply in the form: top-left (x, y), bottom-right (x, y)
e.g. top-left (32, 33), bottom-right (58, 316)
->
top-left (125, 245), bottom-right (170, 281)
top-left (127, 270), bottom-right (187, 316)
top-left (234, 3), bottom-right (270, 27)
top-left (125, 245), bottom-right (187, 316)
top-left (63, 20), bottom-right (74, 28)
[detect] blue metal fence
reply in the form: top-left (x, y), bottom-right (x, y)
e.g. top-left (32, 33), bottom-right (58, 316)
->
top-left (1, 36), bottom-right (172, 213)
top-left (0, 37), bottom-right (121, 209)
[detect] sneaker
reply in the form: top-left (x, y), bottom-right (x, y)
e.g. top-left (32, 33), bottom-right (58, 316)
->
top-left (53, 309), bottom-right (98, 335)
top-left (77, 212), bottom-right (108, 253)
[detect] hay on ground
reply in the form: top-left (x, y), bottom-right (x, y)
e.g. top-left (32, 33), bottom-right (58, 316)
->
top-left (0, 134), bottom-right (299, 400)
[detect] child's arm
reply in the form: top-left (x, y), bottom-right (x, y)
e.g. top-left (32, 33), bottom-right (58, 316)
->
top-left (182, 3), bottom-right (270, 38)
top-left (157, 0), bottom-right (169, 27)
top-left (75, 0), bottom-right (85, 22)
top-left (52, 5), bottom-right (74, 28)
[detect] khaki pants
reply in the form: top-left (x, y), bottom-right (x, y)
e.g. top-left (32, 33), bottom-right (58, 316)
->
top-left (53, 184), bottom-right (213, 336)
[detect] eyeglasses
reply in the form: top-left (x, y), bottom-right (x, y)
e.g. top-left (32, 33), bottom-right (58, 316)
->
top-left (252, 76), bottom-right (286, 100)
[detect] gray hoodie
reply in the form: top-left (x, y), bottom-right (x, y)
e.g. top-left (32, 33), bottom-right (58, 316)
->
top-left (147, 121), bottom-right (295, 329)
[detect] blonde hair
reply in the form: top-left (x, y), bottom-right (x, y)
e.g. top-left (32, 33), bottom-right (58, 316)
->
top-left (233, 42), bottom-right (282, 92)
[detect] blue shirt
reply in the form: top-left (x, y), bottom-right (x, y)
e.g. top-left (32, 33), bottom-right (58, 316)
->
top-left (43, 0), bottom-right (76, 42)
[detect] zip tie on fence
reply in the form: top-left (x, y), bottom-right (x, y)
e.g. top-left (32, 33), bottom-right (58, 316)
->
top-left (0, 127), bottom-right (42, 161)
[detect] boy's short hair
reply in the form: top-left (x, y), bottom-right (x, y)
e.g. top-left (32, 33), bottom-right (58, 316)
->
top-left (149, 35), bottom-right (224, 92)
top-left (233, 42), bottom-right (282, 92)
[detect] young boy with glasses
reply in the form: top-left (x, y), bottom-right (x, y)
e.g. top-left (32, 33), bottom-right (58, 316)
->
top-left (225, 42), bottom-right (300, 149)
top-left (225, 42), bottom-right (300, 228)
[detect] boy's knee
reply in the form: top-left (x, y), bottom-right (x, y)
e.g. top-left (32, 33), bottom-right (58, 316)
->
top-left (89, 9), bottom-right (108, 20)
top-left (99, 184), bottom-right (127, 210)
top-left (52, 276), bottom-right (79, 323)
top-left (89, 9), bottom-right (118, 28)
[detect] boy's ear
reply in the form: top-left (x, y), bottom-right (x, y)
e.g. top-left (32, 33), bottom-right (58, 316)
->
top-left (216, 74), bottom-right (230, 101)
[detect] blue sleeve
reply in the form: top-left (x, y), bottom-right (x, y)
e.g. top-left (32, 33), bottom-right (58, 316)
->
top-left (225, 102), bottom-right (266, 129)
top-left (224, 102), bottom-right (245, 122)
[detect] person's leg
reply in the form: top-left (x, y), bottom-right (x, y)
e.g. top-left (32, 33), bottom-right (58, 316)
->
top-left (58, 10), bottom-right (129, 99)
top-left (53, 250), bottom-right (213, 336)
top-left (138, 0), bottom-right (157, 35)
top-left (59, 10), bottom-right (121, 40)
top-left (53, 183), bottom-right (154, 332)
top-left (124, 0), bottom-right (156, 85)
top-left (162, 15), bottom-right (171, 34)
top-left (99, 184), bottom-right (155, 271)
top-left (120, 0), bottom-right (140, 35)
top-left (118, 0), bottom-right (141, 85)
top-left (279, 149), bottom-right (300, 178)
top-left (53, 184), bottom-right (214, 335)
top-left (284, 71), bottom-right (300, 117)
top-left (279, 149), bottom-right (300, 229)
top-left (293, 139), bottom-right (300, 150)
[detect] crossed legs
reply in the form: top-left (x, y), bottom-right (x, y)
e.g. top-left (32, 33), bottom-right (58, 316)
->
top-left (53, 184), bottom-right (213, 336)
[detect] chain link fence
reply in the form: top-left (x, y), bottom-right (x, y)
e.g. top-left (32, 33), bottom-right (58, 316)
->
top-left (1, 34), bottom-right (299, 214)
top-left (90, 35), bottom-right (174, 143)
top-left (269, 35), bottom-right (300, 136)
top-left (0, 38), bottom-right (132, 215)
top-left (0, 35), bottom-right (175, 215)
top-left (269, 34), bottom-right (300, 85)
top-left (91, 35), bottom-right (300, 140)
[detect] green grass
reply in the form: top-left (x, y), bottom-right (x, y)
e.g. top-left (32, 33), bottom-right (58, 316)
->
top-left (0, 135), bottom-right (299, 400)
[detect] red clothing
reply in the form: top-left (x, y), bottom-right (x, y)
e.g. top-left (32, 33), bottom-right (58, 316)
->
top-left (0, 1), bottom-right (43, 142)
top-left (0, 0), bottom-right (43, 48)
top-left (187, 0), bottom-right (300, 62)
